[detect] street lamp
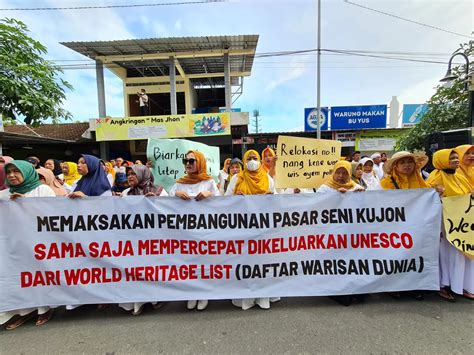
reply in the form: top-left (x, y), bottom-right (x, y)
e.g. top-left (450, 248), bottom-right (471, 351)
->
top-left (439, 52), bottom-right (474, 127)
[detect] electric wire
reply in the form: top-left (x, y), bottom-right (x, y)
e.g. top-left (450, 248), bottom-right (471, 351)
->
top-left (0, 0), bottom-right (225, 11)
top-left (343, 0), bottom-right (473, 39)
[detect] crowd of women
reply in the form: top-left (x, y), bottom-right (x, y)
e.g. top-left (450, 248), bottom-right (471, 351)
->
top-left (0, 142), bottom-right (473, 330)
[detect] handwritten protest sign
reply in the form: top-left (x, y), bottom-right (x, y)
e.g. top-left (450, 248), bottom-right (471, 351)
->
top-left (146, 138), bottom-right (220, 192)
top-left (0, 189), bottom-right (441, 312)
top-left (442, 193), bottom-right (474, 259)
top-left (275, 135), bottom-right (341, 189)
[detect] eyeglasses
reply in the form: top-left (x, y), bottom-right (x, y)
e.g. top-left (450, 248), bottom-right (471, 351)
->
top-left (182, 158), bottom-right (197, 165)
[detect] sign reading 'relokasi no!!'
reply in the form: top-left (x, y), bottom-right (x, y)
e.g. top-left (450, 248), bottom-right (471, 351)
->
top-left (331, 105), bottom-right (387, 130)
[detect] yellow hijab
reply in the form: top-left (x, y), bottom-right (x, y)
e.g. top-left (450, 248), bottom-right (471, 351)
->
top-left (105, 162), bottom-right (116, 182)
top-left (426, 149), bottom-right (472, 197)
top-left (222, 158), bottom-right (231, 174)
top-left (234, 150), bottom-right (269, 195)
top-left (455, 144), bottom-right (474, 187)
top-left (381, 154), bottom-right (429, 190)
top-left (64, 162), bottom-right (81, 185)
top-left (261, 147), bottom-right (276, 173)
top-left (325, 161), bottom-right (356, 190)
top-left (176, 150), bottom-right (213, 185)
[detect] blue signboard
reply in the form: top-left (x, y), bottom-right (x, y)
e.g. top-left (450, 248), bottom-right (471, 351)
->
top-left (331, 105), bottom-right (387, 130)
top-left (304, 107), bottom-right (329, 131)
top-left (402, 104), bottom-right (428, 127)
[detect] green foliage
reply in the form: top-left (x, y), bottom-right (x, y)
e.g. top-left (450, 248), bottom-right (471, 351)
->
top-left (0, 18), bottom-right (72, 126)
top-left (396, 42), bottom-right (472, 151)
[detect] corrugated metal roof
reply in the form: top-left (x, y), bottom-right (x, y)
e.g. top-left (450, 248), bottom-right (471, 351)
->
top-left (61, 35), bottom-right (258, 87)
top-left (61, 35), bottom-right (258, 57)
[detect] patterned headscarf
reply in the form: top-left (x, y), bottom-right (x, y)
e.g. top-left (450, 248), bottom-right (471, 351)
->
top-left (126, 165), bottom-right (163, 196)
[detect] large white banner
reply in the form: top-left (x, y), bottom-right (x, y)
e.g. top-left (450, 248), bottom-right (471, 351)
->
top-left (0, 190), bottom-right (441, 312)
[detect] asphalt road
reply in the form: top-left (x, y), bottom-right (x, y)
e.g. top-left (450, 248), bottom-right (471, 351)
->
top-left (1, 293), bottom-right (472, 354)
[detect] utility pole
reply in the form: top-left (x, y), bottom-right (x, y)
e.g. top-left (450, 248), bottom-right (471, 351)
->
top-left (252, 109), bottom-right (261, 133)
top-left (316, 0), bottom-right (322, 139)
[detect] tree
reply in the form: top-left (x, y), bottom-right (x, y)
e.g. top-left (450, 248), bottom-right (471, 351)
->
top-left (252, 109), bottom-right (261, 133)
top-left (396, 42), bottom-right (472, 151)
top-left (0, 18), bottom-right (72, 126)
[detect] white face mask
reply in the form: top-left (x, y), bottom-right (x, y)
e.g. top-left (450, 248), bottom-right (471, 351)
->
top-left (246, 160), bottom-right (261, 171)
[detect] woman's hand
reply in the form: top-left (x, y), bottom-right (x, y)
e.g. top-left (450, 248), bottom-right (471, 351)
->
top-left (235, 190), bottom-right (244, 195)
top-left (145, 192), bottom-right (156, 197)
top-left (195, 191), bottom-right (211, 201)
top-left (435, 185), bottom-right (445, 197)
top-left (337, 187), bottom-right (348, 193)
top-left (175, 191), bottom-right (191, 200)
top-left (68, 191), bottom-right (86, 199)
top-left (293, 188), bottom-right (301, 194)
top-left (10, 193), bottom-right (24, 201)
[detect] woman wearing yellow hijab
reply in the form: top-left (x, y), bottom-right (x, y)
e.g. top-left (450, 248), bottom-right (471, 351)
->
top-left (381, 151), bottom-right (429, 190)
top-left (455, 144), bottom-right (474, 187)
top-left (427, 149), bottom-right (474, 301)
top-left (317, 161), bottom-right (365, 193)
top-left (225, 150), bottom-right (275, 196)
top-left (379, 151), bottom-right (430, 300)
top-left (225, 150), bottom-right (278, 310)
top-left (426, 149), bottom-right (471, 197)
top-left (61, 162), bottom-right (81, 186)
top-left (218, 158), bottom-right (231, 194)
top-left (261, 147), bottom-right (276, 178)
top-left (169, 150), bottom-right (219, 311)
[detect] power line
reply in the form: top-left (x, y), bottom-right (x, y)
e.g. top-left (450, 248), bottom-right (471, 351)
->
top-left (323, 49), bottom-right (449, 64)
top-left (344, 0), bottom-right (473, 39)
top-left (45, 49), bottom-right (452, 64)
top-left (0, 0), bottom-right (225, 11)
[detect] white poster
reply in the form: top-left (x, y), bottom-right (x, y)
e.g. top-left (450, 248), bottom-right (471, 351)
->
top-left (0, 189), bottom-right (441, 312)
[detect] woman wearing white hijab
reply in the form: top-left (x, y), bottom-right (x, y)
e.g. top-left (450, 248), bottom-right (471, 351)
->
top-left (360, 157), bottom-right (382, 190)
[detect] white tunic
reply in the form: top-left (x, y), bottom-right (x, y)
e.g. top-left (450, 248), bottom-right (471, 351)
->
top-left (169, 179), bottom-right (219, 197)
top-left (119, 186), bottom-right (168, 313)
top-left (440, 234), bottom-right (474, 295)
top-left (0, 184), bottom-right (55, 325)
top-left (373, 163), bottom-right (384, 180)
top-left (316, 183), bottom-right (364, 194)
top-left (361, 172), bottom-right (382, 191)
top-left (223, 173), bottom-right (279, 309)
top-left (122, 187), bottom-right (168, 196)
top-left (0, 184), bottom-right (56, 199)
top-left (281, 188), bottom-right (315, 194)
top-left (217, 170), bottom-right (229, 195)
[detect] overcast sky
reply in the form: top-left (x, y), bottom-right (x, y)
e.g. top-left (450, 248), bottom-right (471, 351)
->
top-left (1, 0), bottom-right (472, 132)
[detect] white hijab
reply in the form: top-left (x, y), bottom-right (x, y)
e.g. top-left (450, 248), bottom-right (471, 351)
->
top-left (360, 157), bottom-right (382, 190)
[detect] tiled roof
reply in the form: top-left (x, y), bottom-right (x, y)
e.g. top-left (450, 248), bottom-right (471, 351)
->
top-left (4, 122), bottom-right (90, 141)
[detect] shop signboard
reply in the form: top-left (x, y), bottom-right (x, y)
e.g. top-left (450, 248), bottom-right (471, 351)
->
top-left (402, 104), bottom-right (428, 127)
top-left (355, 129), bottom-right (407, 151)
top-left (95, 113), bottom-right (230, 141)
top-left (334, 131), bottom-right (356, 147)
top-left (304, 107), bottom-right (329, 131)
top-left (331, 105), bottom-right (387, 130)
